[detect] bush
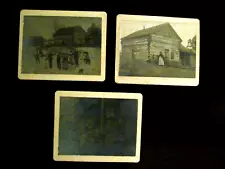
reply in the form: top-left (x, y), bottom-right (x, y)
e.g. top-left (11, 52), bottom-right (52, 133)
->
top-left (86, 23), bottom-right (101, 47)
top-left (167, 60), bottom-right (183, 68)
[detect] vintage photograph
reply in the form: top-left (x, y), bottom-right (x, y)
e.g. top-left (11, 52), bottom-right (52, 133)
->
top-left (18, 10), bottom-right (106, 81)
top-left (54, 91), bottom-right (142, 162)
top-left (115, 14), bottom-right (200, 86)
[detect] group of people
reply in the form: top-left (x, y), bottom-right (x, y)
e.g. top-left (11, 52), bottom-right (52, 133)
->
top-left (34, 47), bottom-right (91, 70)
top-left (146, 51), bottom-right (165, 66)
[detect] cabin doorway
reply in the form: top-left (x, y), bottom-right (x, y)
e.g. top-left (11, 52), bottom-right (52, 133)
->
top-left (165, 49), bottom-right (169, 59)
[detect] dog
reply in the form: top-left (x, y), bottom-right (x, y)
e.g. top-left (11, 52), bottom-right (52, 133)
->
top-left (78, 68), bottom-right (84, 74)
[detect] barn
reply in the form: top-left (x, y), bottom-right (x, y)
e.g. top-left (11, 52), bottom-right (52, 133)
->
top-left (52, 26), bottom-right (86, 46)
top-left (121, 23), bottom-right (183, 65)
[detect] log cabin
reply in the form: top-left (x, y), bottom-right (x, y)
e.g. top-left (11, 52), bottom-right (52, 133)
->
top-left (121, 23), bottom-right (183, 64)
top-left (121, 22), bottom-right (197, 68)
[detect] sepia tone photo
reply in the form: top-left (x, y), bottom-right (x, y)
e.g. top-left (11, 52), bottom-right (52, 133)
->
top-left (18, 10), bottom-right (106, 81)
top-left (115, 14), bottom-right (200, 86)
top-left (54, 91), bottom-right (142, 162)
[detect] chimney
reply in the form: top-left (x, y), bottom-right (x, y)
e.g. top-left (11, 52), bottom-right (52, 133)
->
top-left (143, 25), bottom-right (145, 29)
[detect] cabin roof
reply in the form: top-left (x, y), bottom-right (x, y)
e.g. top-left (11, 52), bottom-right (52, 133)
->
top-left (121, 22), bottom-right (182, 41)
top-left (179, 44), bottom-right (195, 54)
top-left (53, 26), bottom-right (85, 37)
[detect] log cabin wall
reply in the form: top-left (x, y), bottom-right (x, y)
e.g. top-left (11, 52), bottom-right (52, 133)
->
top-left (121, 46), bottom-right (132, 62)
top-left (121, 36), bottom-right (149, 61)
top-left (150, 34), bottom-right (181, 62)
top-left (121, 35), bottom-right (182, 62)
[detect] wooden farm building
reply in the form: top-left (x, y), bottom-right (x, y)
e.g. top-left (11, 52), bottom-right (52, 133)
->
top-left (121, 23), bottom-right (196, 67)
top-left (52, 26), bottom-right (86, 46)
top-left (179, 35), bottom-right (196, 67)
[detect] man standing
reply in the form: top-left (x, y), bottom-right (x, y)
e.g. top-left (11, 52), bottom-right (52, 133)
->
top-left (71, 49), bottom-right (79, 67)
top-left (56, 53), bottom-right (61, 70)
top-left (84, 52), bottom-right (91, 65)
top-left (34, 47), bottom-right (40, 64)
top-left (62, 55), bottom-right (69, 70)
top-left (47, 51), bottom-right (53, 68)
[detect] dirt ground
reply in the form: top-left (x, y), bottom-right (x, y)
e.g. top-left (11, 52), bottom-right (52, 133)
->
top-left (119, 58), bottom-right (195, 78)
top-left (21, 47), bottom-right (101, 75)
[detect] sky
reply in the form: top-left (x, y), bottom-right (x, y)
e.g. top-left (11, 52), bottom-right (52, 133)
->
top-left (23, 16), bottom-right (102, 39)
top-left (119, 20), bottom-right (198, 47)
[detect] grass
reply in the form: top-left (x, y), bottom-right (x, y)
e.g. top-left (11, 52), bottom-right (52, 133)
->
top-left (21, 47), bottom-right (101, 75)
top-left (119, 58), bottom-right (195, 78)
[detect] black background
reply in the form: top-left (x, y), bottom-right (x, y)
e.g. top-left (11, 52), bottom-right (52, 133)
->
top-left (16, 1), bottom-right (225, 169)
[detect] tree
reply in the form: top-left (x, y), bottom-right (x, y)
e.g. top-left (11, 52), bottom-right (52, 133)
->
top-left (58, 98), bottom-right (80, 155)
top-left (73, 31), bottom-right (86, 46)
top-left (191, 35), bottom-right (196, 51)
top-left (29, 36), bottom-right (45, 47)
top-left (86, 23), bottom-right (101, 47)
top-left (74, 98), bottom-right (127, 154)
top-left (74, 98), bottom-right (102, 153)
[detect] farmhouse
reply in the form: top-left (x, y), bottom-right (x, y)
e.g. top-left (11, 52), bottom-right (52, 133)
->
top-left (121, 23), bottom-right (196, 67)
top-left (52, 26), bottom-right (86, 46)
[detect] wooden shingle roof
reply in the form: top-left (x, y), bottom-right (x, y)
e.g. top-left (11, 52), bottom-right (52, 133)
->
top-left (121, 22), bottom-right (182, 41)
top-left (180, 44), bottom-right (195, 54)
top-left (53, 26), bottom-right (85, 37)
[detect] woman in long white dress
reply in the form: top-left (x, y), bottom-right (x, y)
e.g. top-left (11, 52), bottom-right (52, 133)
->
top-left (158, 51), bottom-right (165, 66)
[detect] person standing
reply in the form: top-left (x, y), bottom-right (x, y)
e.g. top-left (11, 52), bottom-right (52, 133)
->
top-left (56, 53), bottom-right (61, 70)
top-left (84, 52), bottom-right (91, 65)
top-left (42, 48), bottom-right (48, 69)
top-left (71, 49), bottom-right (79, 67)
top-left (62, 55), bottom-right (69, 70)
top-left (34, 47), bottom-right (40, 64)
top-left (47, 51), bottom-right (53, 68)
top-left (39, 48), bottom-right (44, 58)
